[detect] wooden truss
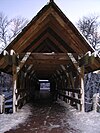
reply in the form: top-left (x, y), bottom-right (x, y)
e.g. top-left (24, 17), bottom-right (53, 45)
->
top-left (2, 49), bottom-right (99, 112)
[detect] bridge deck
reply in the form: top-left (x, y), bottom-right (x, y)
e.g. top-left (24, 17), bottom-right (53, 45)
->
top-left (5, 90), bottom-right (80, 133)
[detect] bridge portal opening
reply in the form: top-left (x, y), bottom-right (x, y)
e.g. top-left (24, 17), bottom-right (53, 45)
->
top-left (39, 80), bottom-right (50, 91)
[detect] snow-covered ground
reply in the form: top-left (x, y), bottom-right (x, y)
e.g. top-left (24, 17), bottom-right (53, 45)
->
top-left (58, 100), bottom-right (100, 133)
top-left (0, 104), bottom-right (32, 133)
top-left (0, 100), bottom-right (100, 133)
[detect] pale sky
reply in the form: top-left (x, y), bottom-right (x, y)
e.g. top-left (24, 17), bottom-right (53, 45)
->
top-left (0, 0), bottom-right (100, 25)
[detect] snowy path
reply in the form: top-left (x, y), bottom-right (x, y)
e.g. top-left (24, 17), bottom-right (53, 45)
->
top-left (0, 90), bottom-right (100, 133)
top-left (4, 102), bottom-right (79, 133)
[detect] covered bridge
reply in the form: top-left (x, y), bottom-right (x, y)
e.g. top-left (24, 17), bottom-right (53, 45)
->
top-left (0, 0), bottom-right (100, 113)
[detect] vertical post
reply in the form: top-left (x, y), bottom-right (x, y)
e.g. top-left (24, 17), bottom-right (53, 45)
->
top-left (12, 63), bottom-right (17, 113)
top-left (2, 94), bottom-right (5, 113)
top-left (80, 66), bottom-right (85, 112)
top-left (0, 94), bottom-right (5, 113)
top-left (11, 52), bottom-right (18, 113)
top-left (93, 93), bottom-right (99, 112)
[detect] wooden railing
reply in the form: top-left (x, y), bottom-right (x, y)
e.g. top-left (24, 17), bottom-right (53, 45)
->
top-left (57, 92), bottom-right (81, 104)
top-left (57, 88), bottom-right (81, 110)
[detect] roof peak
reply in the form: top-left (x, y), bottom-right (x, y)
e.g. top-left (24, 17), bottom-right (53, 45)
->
top-left (50, 0), bottom-right (54, 3)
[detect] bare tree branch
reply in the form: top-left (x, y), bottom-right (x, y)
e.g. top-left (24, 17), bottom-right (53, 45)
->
top-left (9, 16), bottom-right (28, 41)
top-left (77, 14), bottom-right (100, 56)
top-left (0, 12), bottom-right (28, 53)
top-left (0, 12), bottom-right (11, 47)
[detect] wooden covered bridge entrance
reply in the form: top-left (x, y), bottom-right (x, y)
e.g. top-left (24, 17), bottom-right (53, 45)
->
top-left (0, 0), bottom-right (100, 113)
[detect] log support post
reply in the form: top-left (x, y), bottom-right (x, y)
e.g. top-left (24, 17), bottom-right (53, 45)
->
top-left (80, 66), bottom-right (85, 112)
top-left (12, 52), bottom-right (18, 113)
top-left (12, 64), bottom-right (17, 113)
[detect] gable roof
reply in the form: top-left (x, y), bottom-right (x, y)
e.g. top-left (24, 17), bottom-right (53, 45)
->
top-left (0, 1), bottom-right (100, 77)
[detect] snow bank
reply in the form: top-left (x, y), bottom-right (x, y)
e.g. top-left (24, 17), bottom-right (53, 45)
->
top-left (0, 104), bottom-right (32, 133)
top-left (70, 111), bottom-right (100, 133)
top-left (58, 99), bottom-right (100, 133)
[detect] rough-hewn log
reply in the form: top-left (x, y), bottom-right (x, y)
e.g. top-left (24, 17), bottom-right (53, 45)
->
top-left (80, 66), bottom-right (85, 112)
top-left (12, 63), bottom-right (18, 113)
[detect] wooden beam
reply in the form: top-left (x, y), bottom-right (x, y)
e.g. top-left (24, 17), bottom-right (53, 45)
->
top-left (79, 54), bottom-right (95, 67)
top-left (20, 53), bottom-right (71, 65)
top-left (58, 92), bottom-right (81, 104)
top-left (79, 55), bottom-right (89, 67)
top-left (67, 53), bottom-right (83, 77)
top-left (18, 52), bottom-right (31, 72)
top-left (49, 13), bottom-right (91, 53)
top-left (26, 59), bottom-right (69, 65)
top-left (65, 88), bottom-right (80, 94)
top-left (20, 53), bottom-right (68, 60)
top-left (12, 15), bottom-right (52, 53)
